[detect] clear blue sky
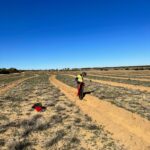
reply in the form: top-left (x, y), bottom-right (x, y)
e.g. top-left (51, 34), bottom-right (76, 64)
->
top-left (0, 0), bottom-right (150, 69)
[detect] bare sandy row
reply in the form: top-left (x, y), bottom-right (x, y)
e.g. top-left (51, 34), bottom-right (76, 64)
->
top-left (88, 74), bottom-right (150, 82)
top-left (0, 76), bottom-right (36, 95)
top-left (68, 74), bottom-right (150, 93)
top-left (50, 75), bottom-right (150, 150)
top-left (86, 70), bottom-right (150, 76)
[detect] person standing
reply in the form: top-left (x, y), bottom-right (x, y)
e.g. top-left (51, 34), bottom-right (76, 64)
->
top-left (75, 72), bottom-right (87, 99)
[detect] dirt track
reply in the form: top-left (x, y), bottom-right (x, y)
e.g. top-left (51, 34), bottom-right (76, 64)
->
top-left (0, 76), bottom-right (35, 95)
top-left (50, 75), bottom-right (150, 150)
top-left (68, 74), bottom-right (150, 93)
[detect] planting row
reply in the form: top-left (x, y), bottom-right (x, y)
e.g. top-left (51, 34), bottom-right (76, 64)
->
top-left (56, 75), bottom-right (150, 121)
top-left (70, 71), bottom-right (150, 79)
top-left (0, 73), bottom-right (34, 88)
top-left (88, 74), bottom-right (150, 80)
top-left (86, 75), bottom-right (150, 87)
top-left (89, 73), bottom-right (150, 79)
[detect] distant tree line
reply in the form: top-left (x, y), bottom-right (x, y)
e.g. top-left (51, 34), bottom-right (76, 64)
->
top-left (48, 65), bottom-right (150, 72)
top-left (0, 68), bottom-right (20, 74)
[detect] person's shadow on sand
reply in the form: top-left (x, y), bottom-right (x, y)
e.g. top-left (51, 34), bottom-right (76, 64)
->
top-left (83, 90), bottom-right (95, 99)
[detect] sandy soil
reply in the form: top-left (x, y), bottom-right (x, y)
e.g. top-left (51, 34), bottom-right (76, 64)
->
top-left (50, 75), bottom-right (150, 150)
top-left (0, 75), bottom-right (124, 150)
top-left (0, 76), bottom-right (35, 95)
top-left (88, 74), bottom-right (150, 82)
top-left (87, 70), bottom-right (150, 76)
top-left (68, 74), bottom-right (150, 93)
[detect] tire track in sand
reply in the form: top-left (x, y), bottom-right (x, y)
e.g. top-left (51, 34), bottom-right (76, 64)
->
top-left (68, 74), bottom-right (150, 93)
top-left (50, 75), bottom-right (150, 150)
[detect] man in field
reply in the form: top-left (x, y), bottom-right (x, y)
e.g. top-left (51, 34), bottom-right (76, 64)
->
top-left (75, 72), bottom-right (87, 100)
